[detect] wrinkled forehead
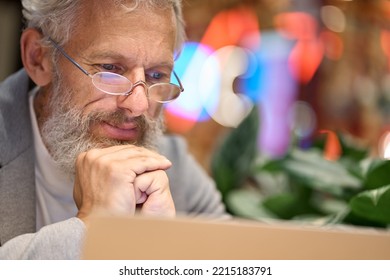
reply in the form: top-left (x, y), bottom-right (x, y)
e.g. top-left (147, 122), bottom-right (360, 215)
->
top-left (75, 1), bottom-right (176, 30)
top-left (59, 0), bottom-right (177, 66)
top-left (68, 1), bottom-right (177, 45)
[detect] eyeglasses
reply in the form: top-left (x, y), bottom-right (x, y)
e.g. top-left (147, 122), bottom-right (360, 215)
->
top-left (48, 38), bottom-right (184, 103)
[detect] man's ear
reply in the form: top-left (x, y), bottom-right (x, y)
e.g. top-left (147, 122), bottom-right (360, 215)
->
top-left (20, 28), bottom-right (53, 86)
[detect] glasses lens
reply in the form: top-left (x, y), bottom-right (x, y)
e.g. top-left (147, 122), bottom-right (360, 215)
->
top-left (92, 72), bottom-right (132, 95)
top-left (149, 84), bottom-right (181, 103)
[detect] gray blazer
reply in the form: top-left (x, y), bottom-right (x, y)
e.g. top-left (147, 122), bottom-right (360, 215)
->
top-left (0, 69), bottom-right (227, 253)
top-left (0, 69), bottom-right (35, 246)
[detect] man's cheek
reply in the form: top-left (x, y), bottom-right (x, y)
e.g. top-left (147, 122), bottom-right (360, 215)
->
top-left (147, 102), bottom-right (164, 119)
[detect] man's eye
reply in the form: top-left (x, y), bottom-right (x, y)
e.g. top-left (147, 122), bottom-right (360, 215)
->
top-left (148, 72), bottom-right (168, 81)
top-left (100, 64), bottom-right (117, 71)
top-left (151, 72), bottom-right (163, 79)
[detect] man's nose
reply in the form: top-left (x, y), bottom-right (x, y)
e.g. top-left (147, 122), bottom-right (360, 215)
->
top-left (116, 77), bottom-right (149, 117)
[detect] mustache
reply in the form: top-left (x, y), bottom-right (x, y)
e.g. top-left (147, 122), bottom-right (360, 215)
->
top-left (82, 109), bottom-right (148, 130)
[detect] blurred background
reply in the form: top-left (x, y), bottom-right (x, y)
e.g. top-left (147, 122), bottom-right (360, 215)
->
top-left (2, 0), bottom-right (390, 173)
top-left (176, 0), bottom-right (390, 175)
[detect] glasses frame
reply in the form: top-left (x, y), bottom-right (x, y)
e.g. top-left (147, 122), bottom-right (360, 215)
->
top-left (48, 37), bottom-right (184, 103)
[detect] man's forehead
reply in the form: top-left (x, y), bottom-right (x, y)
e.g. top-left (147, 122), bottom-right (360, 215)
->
top-left (72, 1), bottom-right (176, 41)
top-left (67, 2), bottom-right (177, 59)
top-left (77, 0), bottom-right (175, 23)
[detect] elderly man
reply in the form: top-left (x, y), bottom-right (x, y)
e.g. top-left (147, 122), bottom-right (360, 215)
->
top-left (0, 0), bottom-right (226, 259)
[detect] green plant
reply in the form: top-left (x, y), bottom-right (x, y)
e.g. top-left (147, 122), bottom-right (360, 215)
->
top-left (211, 107), bottom-right (390, 229)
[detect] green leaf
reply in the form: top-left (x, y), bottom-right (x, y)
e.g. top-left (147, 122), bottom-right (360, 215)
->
top-left (212, 166), bottom-right (238, 196)
top-left (211, 107), bottom-right (259, 199)
top-left (262, 184), bottom-right (322, 220)
top-left (349, 185), bottom-right (390, 224)
top-left (361, 159), bottom-right (390, 189)
top-left (282, 149), bottom-right (361, 196)
top-left (262, 193), bottom-right (299, 219)
top-left (314, 197), bottom-right (348, 215)
top-left (342, 210), bottom-right (387, 228)
top-left (226, 188), bottom-right (276, 220)
top-left (338, 133), bottom-right (368, 161)
top-left (255, 157), bottom-right (285, 174)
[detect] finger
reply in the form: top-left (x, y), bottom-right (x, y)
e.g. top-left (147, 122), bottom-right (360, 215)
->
top-left (77, 145), bottom-right (172, 174)
top-left (133, 170), bottom-right (175, 217)
top-left (86, 145), bottom-right (168, 162)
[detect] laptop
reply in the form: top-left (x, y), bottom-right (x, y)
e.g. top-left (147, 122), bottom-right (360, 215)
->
top-left (82, 214), bottom-right (390, 260)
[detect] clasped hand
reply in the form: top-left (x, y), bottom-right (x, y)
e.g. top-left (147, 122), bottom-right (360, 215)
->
top-left (73, 145), bottom-right (175, 222)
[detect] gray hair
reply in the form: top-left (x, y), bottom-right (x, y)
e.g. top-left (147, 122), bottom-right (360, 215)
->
top-left (21, 0), bottom-right (186, 51)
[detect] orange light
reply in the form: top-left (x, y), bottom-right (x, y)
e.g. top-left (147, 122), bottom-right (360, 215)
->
top-left (320, 30), bottom-right (344, 60)
top-left (200, 6), bottom-right (260, 50)
top-left (275, 12), bottom-right (324, 84)
top-left (288, 39), bottom-right (324, 84)
top-left (380, 29), bottom-right (390, 70)
top-left (164, 110), bottom-right (197, 134)
top-left (319, 130), bottom-right (342, 161)
top-left (274, 12), bottom-right (317, 40)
